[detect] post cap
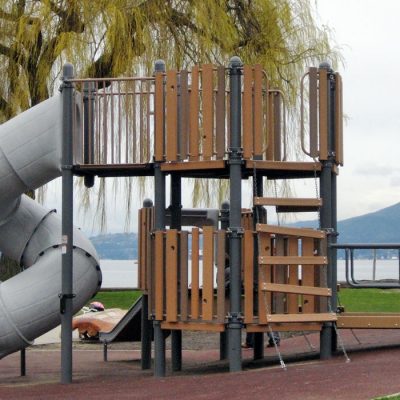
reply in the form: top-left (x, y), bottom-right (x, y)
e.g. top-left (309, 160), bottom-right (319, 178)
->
top-left (319, 61), bottom-right (331, 70)
top-left (143, 198), bottom-right (153, 207)
top-left (221, 200), bottom-right (230, 210)
top-left (154, 60), bottom-right (166, 73)
top-left (229, 56), bottom-right (243, 68)
top-left (62, 63), bottom-right (74, 79)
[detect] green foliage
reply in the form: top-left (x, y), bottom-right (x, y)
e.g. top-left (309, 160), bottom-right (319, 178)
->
top-left (89, 290), bottom-right (142, 310)
top-left (339, 289), bottom-right (400, 313)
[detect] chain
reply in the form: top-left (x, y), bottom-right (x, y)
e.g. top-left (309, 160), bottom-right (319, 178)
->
top-left (253, 162), bottom-right (286, 370)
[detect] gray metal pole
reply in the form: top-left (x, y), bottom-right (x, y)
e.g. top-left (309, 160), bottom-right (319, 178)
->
top-left (83, 82), bottom-right (95, 188)
top-left (228, 56), bottom-right (243, 372)
top-left (219, 201), bottom-right (230, 360)
top-left (141, 198), bottom-right (153, 369)
top-left (153, 59), bottom-right (166, 377)
top-left (61, 63), bottom-right (75, 384)
top-left (170, 173), bottom-right (182, 371)
top-left (319, 62), bottom-right (335, 360)
top-left (20, 349), bottom-right (26, 376)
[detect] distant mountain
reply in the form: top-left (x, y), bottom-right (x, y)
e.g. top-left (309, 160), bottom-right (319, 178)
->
top-left (90, 233), bottom-right (138, 260)
top-left (90, 203), bottom-right (400, 259)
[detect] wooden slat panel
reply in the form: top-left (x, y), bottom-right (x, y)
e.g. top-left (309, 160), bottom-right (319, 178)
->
top-left (166, 70), bottom-right (178, 161)
top-left (243, 65), bottom-right (253, 159)
top-left (266, 90), bottom-right (274, 160)
top-left (309, 67), bottom-right (319, 158)
top-left (273, 237), bottom-right (286, 314)
top-left (257, 224), bottom-right (325, 239)
top-left (154, 231), bottom-right (164, 320)
top-left (287, 238), bottom-right (299, 314)
top-left (302, 238), bottom-right (315, 313)
top-left (166, 230), bottom-right (178, 322)
top-left (259, 255), bottom-right (327, 265)
top-left (267, 313), bottom-right (336, 323)
top-left (263, 283), bottom-right (331, 297)
top-left (202, 226), bottom-right (214, 321)
top-left (202, 64), bottom-right (214, 160)
top-left (191, 227), bottom-right (200, 319)
top-left (180, 70), bottom-right (189, 160)
top-left (253, 64), bottom-right (263, 158)
top-left (273, 92), bottom-right (282, 161)
top-left (335, 73), bottom-right (344, 166)
top-left (318, 68), bottom-right (329, 160)
top-left (254, 197), bottom-right (322, 207)
top-left (189, 66), bottom-right (200, 161)
top-left (216, 230), bottom-right (226, 323)
top-left (154, 72), bottom-right (164, 161)
top-left (215, 66), bottom-right (226, 159)
top-left (180, 231), bottom-right (189, 321)
top-left (244, 230), bottom-right (254, 323)
top-left (258, 233), bottom-right (272, 324)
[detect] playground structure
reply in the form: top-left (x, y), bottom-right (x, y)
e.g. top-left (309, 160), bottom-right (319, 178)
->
top-left (70, 56), bottom-right (344, 378)
top-left (3, 55), bottom-right (399, 384)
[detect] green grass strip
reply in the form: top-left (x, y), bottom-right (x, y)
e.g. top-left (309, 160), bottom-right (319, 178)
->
top-left (88, 290), bottom-right (142, 310)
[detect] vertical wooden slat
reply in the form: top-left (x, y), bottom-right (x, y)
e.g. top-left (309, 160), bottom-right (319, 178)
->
top-left (335, 73), bottom-right (344, 166)
top-left (146, 208), bottom-right (154, 313)
top-left (138, 209), bottom-right (144, 289)
top-left (309, 67), bottom-right (319, 158)
top-left (154, 72), bottom-right (164, 161)
top-left (166, 70), bottom-right (178, 161)
top-left (215, 66), bottom-right (226, 159)
top-left (154, 231), bottom-right (164, 320)
top-left (273, 92), bottom-right (282, 161)
top-left (319, 68), bottom-right (329, 160)
top-left (302, 237), bottom-right (315, 313)
top-left (202, 226), bottom-right (214, 321)
top-left (139, 81), bottom-right (143, 163)
top-left (258, 233), bottom-right (271, 324)
top-left (244, 230), bottom-right (254, 324)
top-left (132, 82), bottom-right (137, 163)
top-left (266, 90), bottom-right (275, 160)
top-left (273, 237), bottom-right (286, 313)
top-left (146, 80), bottom-right (151, 162)
top-left (202, 64), bottom-right (214, 160)
top-left (216, 230), bottom-right (226, 323)
top-left (191, 227), bottom-right (200, 319)
top-left (180, 70), bottom-right (189, 160)
top-left (253, 65), bottom-right (263, 158)
top-left (287, 238), bottom-right (299, 314)
top-left (189, 66), bottom-right (200, 161)
top-left (166, 230), bottom-right (178, 322)
top-left (243, 65), bottom-right (253, 159)
top-left (180, 231), bottom-right (189, 321)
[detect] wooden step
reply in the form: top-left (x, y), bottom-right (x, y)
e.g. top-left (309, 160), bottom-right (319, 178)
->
top-left (261, 283), bottom-right (331, 297)
top-left (259, 255), bottom-right (327, 265)
top-left (256, 223), bottom-right (325, 239)
top-left (254, 197), bottom-right (322, 213)
top-left (267, 313), bottom-right (337, 323)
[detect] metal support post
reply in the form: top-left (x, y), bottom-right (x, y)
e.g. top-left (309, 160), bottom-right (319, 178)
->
top-left (83, 82), bottom-right (95, 188)
top-left (170, 173), bottom-right (182, 371)
top-left (141, 199), bottom-right (153, 370)
top-left (228, 56), bottom-right (243, 372)
top-left (219, 201), bottom-right (230, 360)
top-left (60, 63), bottom-right (75, 384)
top-left (20, 349), bottom-right (26, 376)
top-left (153, 59), bottom-right (166, 377)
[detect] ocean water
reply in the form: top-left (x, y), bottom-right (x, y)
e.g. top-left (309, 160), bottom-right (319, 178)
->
top-left (100, 259), bottom-right (400, 289)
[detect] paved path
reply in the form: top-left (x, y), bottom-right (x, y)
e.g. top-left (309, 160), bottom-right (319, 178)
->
top-left (1, 330), bottom-right (400, 399)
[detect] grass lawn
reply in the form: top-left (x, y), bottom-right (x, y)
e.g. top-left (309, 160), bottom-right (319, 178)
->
top-left (339, 288), bottom-right (400, 313)
top-left (88, 290), bottom-right (142, 310)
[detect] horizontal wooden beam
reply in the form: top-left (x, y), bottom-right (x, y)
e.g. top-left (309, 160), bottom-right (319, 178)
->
top-left (337, 314), bottom-right (400, 329)
top-left (262, 283), bottom-right (331, 297)
top-left (161, 321), bottom-right (225, 332)
top-left (259, 256), bottom-right (327, 265)
top-left (246, 323), bottom-right (322, 332)
top-left (266, 313), bottom-right (337, 323)
top-left (257, 223), bottom-right (326, 239)
top-left (246, 160), bottom-right (322, 172)
top-left (254, 197), bottom-right (322, 207)
top-left (161, 160), bottom-right (225, 171)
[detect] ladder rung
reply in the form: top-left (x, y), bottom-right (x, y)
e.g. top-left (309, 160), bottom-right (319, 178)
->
top-left (261, 283), bottom-right (331, 297)
top-left (254, 197), bottom-right (322, 212)
top-left (267, 313), bottom-right (337, 323)
top-left (259, 256), bottom-right (327, 265)
top-left (256, 224), bottom-right (325, 239)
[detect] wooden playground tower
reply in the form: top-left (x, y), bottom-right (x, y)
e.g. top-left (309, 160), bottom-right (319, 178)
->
top-left (62, 56), bottom-right (344, 377)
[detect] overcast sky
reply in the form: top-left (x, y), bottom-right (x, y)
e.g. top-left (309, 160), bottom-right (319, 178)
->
top-left (43, 0), bottom-right (400, 234)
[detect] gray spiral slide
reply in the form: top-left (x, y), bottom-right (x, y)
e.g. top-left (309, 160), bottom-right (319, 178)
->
top-left (0, 93), bottom-right (102, 359)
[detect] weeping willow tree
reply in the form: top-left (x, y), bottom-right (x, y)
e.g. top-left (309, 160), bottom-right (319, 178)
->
top-left (0, 1), bottom-right (339, 271)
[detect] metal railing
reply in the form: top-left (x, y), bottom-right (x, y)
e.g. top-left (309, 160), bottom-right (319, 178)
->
top-left (332, 243), bottom-right (400, 288)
